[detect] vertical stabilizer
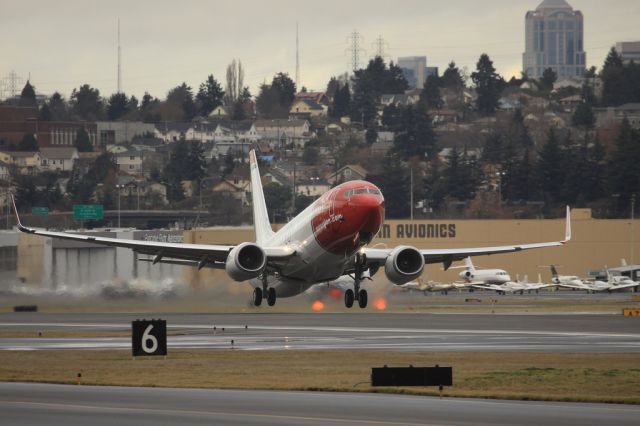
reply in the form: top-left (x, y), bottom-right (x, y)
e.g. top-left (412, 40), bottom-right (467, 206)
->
top-left (463, 257), bottom-right (476, 272)
top-left (550, 265), bottom-right (559, 278)
top-left (249, 150), bottom-right (275, 244)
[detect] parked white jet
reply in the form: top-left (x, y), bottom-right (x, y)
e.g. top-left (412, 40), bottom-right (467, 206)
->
top-left (11, 149), bottom-right (572, 309)
top-left (548, 265), bottom-right (590, 290)
top-left (453, 257), bottom-right (511, 284)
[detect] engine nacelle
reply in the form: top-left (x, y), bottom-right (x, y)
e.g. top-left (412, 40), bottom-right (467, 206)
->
top-left (385, 246), bottom-right (425, 285)
top-left (225, 242), bottom-right (267, 282)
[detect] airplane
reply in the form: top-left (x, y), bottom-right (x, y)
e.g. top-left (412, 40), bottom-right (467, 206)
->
top-left (395, 278), bottom-right (470, 294)
top-left (587, 271), bottom-right (639, 293)
top-left (451, 257), bottom-right (511, 285)
top-left (11, 149), bottom-right (572, 309)
top-left (470, 273), bottom-right (554, 295)
top-left (547, 265), bottom-right (592, 290)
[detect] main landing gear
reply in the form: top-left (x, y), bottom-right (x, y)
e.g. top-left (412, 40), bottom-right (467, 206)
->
top-left (345, 253), bottom-right (368, 309)
top-left (253, 274), bottom-right (277, 307)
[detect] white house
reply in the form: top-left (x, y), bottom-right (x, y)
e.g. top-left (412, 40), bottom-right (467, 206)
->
top-left (116, 149), bottom-right (144, 174)
top-left (254, 119), bottom-right (312, 148)
top-left (39, 147), bottom-right (79, 172)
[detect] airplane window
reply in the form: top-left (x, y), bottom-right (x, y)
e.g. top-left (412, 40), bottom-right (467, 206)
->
top-left (368, 189), bottom-right (381, 195)
top-left (344, 190), bottom-right (353, 197)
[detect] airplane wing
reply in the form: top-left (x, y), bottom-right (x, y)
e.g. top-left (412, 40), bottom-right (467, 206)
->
top-left (11, 195), bottom-right (292, 269)
top-left (364, 206), bottom-right (571, 270)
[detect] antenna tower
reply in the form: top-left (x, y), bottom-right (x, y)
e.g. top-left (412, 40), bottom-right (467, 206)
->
top-left (117, 18), bottom-right (122, 93)
top-left (295, 22), bottom-right (300, 90)
top-left (346, 30), bottom-right (366, 72)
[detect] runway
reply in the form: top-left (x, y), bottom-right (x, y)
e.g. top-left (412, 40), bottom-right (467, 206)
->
top-left (0, 382), bottom-right (637, 426)
top-left (1, 312), bottom-right (639, 352)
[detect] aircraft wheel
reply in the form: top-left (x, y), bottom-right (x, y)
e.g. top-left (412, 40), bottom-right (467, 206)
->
top-left (344, 289), bottom-right (354, 308)
top-left (253, 287), bottom-right (263, 306)
top-left (358, 289), bottom-right (368, 309)
top-left (267, 287), bottom-right (276, 306)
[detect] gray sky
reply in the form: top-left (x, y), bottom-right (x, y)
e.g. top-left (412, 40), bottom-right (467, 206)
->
top-left (1, 0), bottom-right (639, 101)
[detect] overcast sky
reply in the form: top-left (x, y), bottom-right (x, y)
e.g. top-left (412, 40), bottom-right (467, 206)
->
top-left (1, 0), bottom-right (639, 101)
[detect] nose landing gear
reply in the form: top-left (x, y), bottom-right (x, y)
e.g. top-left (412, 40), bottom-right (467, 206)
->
top-left (345, 253), bottom-right (368, 309)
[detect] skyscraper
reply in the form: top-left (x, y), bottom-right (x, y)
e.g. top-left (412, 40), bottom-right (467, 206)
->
top-left (523, 0), bottom-right (586, 80)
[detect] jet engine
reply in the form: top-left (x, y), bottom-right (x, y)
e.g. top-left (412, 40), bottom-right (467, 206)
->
top-left (225, 242), bottom-right (267, 281)
top-left (384, 246), bottom-right (425, 285)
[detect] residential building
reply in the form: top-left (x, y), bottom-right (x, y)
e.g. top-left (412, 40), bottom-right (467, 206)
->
top-left (115, 149), bottom-right (144, 174)
top-left (296, 178), bottom-right (330, 197)
top-left (328, 164), bottom-right (368, 184)
top-left (289, 99), bottom-right (327, 118)
top-left (1, 151), bottom-right (42, 174)
top-left (293, 92), bottom-right (329, 106)
top-left (39, 147), bottom-right (79, 172)
top-left (523, 0), bottom-right (586, 79)
top-left (594, 103), bottom-right (640, 129)
top-left (616, 41), bottom-right (640, 64)
top-left (0, 160), bottom-right (9, 180)
top-left (398, 56), bottom-right (427, 89)
top-left (254, 119), bottom-right (311, 149)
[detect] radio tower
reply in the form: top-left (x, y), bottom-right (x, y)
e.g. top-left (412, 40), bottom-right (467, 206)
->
top-left (295, 22), bottom-right (300, 91)
top-left (117, 18), bottom-right (122, 93)
top-left (346, 30), bottom-right (366, 72)
top-left (373, 35), bottom-right (388, 59)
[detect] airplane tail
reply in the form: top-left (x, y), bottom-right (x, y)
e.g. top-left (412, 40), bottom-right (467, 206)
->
top-left (550, 265), bottom-right (559, 278)
top-left (463, 257), bottom-right (476, 273)
top-left (249, 150), bottom-right (275, 245)
top-left (621, 258), bottom-right (627, 266)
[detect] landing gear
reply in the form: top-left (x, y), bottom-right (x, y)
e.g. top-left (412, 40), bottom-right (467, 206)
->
top-left (253, 287), bottom-right (263, 306)
top-left (267, 287), bottom-right (277, 306)
top-left (253, 273), bottom-right (277, 307)
top-left (344, 289), bottom-right (354, 308)
top-left (345, 252), bottom-right (368, 309)
top-left (358, 289), bottom-right (368, 309)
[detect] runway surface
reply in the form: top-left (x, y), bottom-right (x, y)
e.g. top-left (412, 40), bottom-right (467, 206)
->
top-left (1, 312), bottom-right (639, 352)
top-left (0, 382), bottom-right (638, 426)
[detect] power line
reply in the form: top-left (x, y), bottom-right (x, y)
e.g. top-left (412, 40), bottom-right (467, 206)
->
top-left (373, 35), bottom-right (388, 59)
top-left (117, 18), bottom-right (122, 93)
top-left (1, 70), bottom-right (23, 100)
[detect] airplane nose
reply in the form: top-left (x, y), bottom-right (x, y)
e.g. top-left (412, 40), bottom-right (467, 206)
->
top-left (349, 194), bottom-right (385, 233)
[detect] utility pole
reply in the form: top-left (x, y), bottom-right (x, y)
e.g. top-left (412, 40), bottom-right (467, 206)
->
top-left (117, 18), bottom-right (122, 93)
top-left (373, 35), bottom-right (387, 59)
top-left (295, 22), bottom-right (300, 90)
top-left (632, 194), bottom-right (636, 264)
top-left (1, 70), bottom-right (23, 99)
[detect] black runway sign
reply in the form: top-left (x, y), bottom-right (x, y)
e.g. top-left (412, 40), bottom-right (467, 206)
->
top-left (132, 319), bottom-right (167, 357)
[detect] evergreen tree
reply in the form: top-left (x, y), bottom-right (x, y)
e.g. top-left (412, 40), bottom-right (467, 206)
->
top-left (369, 152), bottom-right (410, 218)
top-left (255, 73), bottom-right (296, 118)
top-left (18, 133), bottom-right (38, 151)
top-left (392, 103), bottom-right (438, 160)
top-left (48, 92), bottom-right (68, 121)
top-left (107, 92), bottom-right (130, 120)
top-left (441, 62), bottom-right (464, 89)
top-left (534, 129), bottom-right (565, 202)
top-left (166, 83), bottom-right (196, 120)
top-left (186, 141), bottom-right (206, 182)
top-left (232, 100), bottom-right (247, 120)
top-left (572, 103), bottom-right (596, 128)
top-left (74, 127), bottom-right (93, 152)
top-left (70, 84), bottom-right (105, 120)
top-left (38, 103), bottom-right (52, 121)
top-left (601, 47), bottom-right (627, 106)
top-left (471, 54), bottom-right (504, 114)
top-left (540, 67), bottom-right (557, 91)
top-left (420, 75), bottom-right (443, 109)
top-left (608, 118), bottom-right (640, 213)
top-left (20, 81), bottom-right (37, 107)
top-left (330, 83), bottom-right (351, 118)
top-left (196, 75), bottom-right (225, 116)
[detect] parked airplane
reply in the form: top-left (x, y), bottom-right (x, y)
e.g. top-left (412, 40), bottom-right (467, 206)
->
top-left (588, 271), bottom-right (639, 293)
top-left (452, 257), bottom-right (511, 284)
top-left (11, 149), bottom-right (572, 309)
top-left (548, 265), bottom-right (591, 290)
top-left (471, 273), bottom-right (554, 295)
top-left (396, 278), bottom-right (470, 294)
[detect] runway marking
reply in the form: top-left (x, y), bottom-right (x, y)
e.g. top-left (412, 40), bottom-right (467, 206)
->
top-left (0, 400), bottom-right (445, 426)
top-left (1, 323), bottom-right (638, 338)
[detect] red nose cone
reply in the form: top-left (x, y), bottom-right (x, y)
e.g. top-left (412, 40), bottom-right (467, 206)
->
top-left (349, 194), bottom-right (384, 235)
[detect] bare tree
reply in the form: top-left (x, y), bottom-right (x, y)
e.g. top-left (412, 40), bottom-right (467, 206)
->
top-left (225, 59), bottom-right (244, 104)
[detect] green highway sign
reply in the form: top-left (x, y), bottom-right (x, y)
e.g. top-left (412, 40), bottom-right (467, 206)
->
top-left (31, 207), bottom-right (49, 217)
top-left (73, 204), bottom-right (104, 220)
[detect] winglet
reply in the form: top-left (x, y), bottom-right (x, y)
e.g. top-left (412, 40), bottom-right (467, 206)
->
top-left (563, 206), bottom-right (571, 243)
top-left (9, 193), bottom-right (32, 233)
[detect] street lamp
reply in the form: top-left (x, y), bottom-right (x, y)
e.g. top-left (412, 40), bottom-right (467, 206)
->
top-left (496, 171), bottom-right (505, 207)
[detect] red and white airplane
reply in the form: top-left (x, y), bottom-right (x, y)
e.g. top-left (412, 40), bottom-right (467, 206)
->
top-left (12, 149), bottom-right (572, 309)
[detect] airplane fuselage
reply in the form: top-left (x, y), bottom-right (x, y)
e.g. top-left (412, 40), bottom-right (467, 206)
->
top-left (250, 180), bottom-right (385, 297)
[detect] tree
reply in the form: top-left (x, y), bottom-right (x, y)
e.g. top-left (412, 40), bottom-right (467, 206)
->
top-left (74, 127), bottom-right (93, 152)
top-left (70, 84), bottom-right (105, 120)
top-left (365, 127), bottom-right (378, 145)
top-left (441, 62), bottom-right (465, 89)
top-left (17, 133), bottom-right (38, 151)
top-left (534, 129), bottom-right (565, 202)
top-left (197, 74), bottom-right (225, 116)
top-left (224, 60), bottom-right (244, 104)
top-left (20, 81), bottom-right (37, 107)
top-left (263, 182), bottom-right (292, 220)
top-left (601, 47), bottom-right (627, 107)
top-left (572, 103), bottom-right (596, 128)
top-left (608, 118), bottom-right (640, 213)
top-left (186, 141), bottom-right (206, 182)
top-left (302, 144), bottom-right (319, 165)
top-left (38, 103), bottom-right (52, 121)
top-left (255, 73), bottom-right (296, 118)
top-left (107, 92), bottom-right (130, 120)
top-left (48, 92), bottom-right (68, 121)
top-left (369, 152), bottom-right (410, 218)
top-left (540, 67), bottom-right (557, 91)
top-left (392, 103), bottom-right (438, 160)
top-left (330, 83), bottom-right (351, 119)
top-left (471, 54), bottom-right (504, 115)
top-left (420, 74), bottom-right (443, 109)
top-left (166, 83), bottom-right (196, 120)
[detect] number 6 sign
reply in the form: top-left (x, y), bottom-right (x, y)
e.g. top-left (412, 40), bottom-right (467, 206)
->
top-left (132, 319), bottom-right (167, 357)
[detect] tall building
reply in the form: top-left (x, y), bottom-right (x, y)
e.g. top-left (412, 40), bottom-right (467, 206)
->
top-left (398, 56), bottom-right (426, 89)
top-left (616, 41), bottom-right (640, 64)
top-left (523, 0), bottom-right (586, 79)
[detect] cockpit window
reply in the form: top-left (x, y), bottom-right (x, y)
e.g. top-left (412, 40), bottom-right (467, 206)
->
top-left (345, 188), bottom-right (381, 197)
